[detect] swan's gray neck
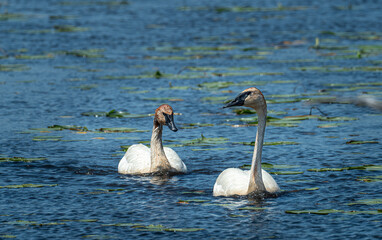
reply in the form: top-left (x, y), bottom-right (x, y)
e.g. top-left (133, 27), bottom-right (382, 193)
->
top-left (247, 106), bottom-right (266, 194)
top-left (150, 120), bottom-right (171, 173)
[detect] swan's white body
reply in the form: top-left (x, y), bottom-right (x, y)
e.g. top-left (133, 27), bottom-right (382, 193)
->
top-left (213, 168), bottom-right (279, 196)
top-left (213, 87), bottom-right (280, 197)
top-left (118, 143), bottom-right (187, 174)
top-left (118, 104), bottom-right (187, 175)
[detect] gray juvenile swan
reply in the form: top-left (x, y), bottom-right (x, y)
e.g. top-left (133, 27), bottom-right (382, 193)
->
top-left (213, 87), bottom-right (280, 196)
top-left (118, 104), bottom-right (187, 175)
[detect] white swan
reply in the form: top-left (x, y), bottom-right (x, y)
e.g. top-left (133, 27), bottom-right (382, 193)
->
top-left (118, 104), bottom-right (187, 175)
top-left (213, 87), bottom-right (280, 196)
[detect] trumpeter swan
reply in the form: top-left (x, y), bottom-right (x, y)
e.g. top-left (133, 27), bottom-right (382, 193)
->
top-left (213, 87), bottom-right (280, 197)
top-left (118, 104), bottom-right (187, 175)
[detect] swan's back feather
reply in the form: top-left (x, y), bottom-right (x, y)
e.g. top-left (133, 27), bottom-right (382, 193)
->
top-left (164, 147), bottom-right (187, 173)
top-left (213, 168), bottom-right (279, 196)
top-left (118, 144), bottom-right (151, 174)
top-left (118, 144), bottom-right (186, 174)
top-left (261, 169), bottom-right (280, 193)
top-left (213, 168), bottom-right (249, 196)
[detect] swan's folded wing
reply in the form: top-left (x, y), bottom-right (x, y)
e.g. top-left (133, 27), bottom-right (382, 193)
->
top-left (118, 144), bottom-right (151, 174)
top-left (261, 169), bottom-right (280, 193)
top-left (213, 168), bottom-right (249, 196)
top-left (164, 147), bottom-right (187, 173)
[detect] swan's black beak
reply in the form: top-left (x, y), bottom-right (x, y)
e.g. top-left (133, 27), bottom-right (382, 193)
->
top-left (223, 91), bottom-right (250, 108)
top-left (164, 113), bottom-right (178, 132)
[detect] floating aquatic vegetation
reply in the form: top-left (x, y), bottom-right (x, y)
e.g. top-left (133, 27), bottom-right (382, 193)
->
top-left (15, 54), bottom-right (54, 60)
top-left (285, 209), bottom-right (344, 215)
top-left (317, 123), bottom-right (349, 128)
top-left (54, 25), bottom-right (88, 32)
top-left (49, 15), bottom-right (75, 20)
top-left (326, 86), bottom-right (380, 92)
top-left (181, 190), bottom-right (205, 195)
top-left (233, 109), bottom-right (256, 115)
top-left (186, 66), bottom-right (251, 71)
top-left (270, 59), bottom-right (316, 63)
top-left (325, 82), bottom-right (382, 87)
top-left (229, 214), bottom-right (248, 218)
top-left (267, 98), bottom-right (307, 104)
top-left (181, 123), bottom-right (214, 129)
top-left (177, 199), bottom-right (209, 204)
top-left (59, 49), bottom-right (105, 58)
top-left (198, 81), bottom-right (234, 89)
top-left (304, 187), bottom-right (319, 191)
top-left (60, 1), bottom-right (129, 6)
top-left (48, 125), bottom-right (89, 131)
top-left (200, 96), bottom-right (228, 104)
top-left (32, 136), bottom-right (63, 141)
top-left (74, 84), bottom-right (98, 90)
top-left (262, 163), bottom-right (301, 169)
top-left (344, 210), bottom-right (382, 215)
top-left (291, 65), bottom-right (382, 72)
top-left (238, 206), bottom-right (266, 211)
top-left (0, 157), bottom-right (47, 163)
top-left (0, 235), bottom-right (16, 238)
top-left (102, 223), bottom-right (143, 227)
top-left (0, 64), bottom-right (30, 72)
top-left (149, 45), bottom-right (235, 52)
top-left (0, 13), bottom-right (24, 21)
top-left (177, 134), bottom-right (229, 147)
top-left (136, 225), bottom-right (204, 232)
top-left (211, 71), bottom-right (283, 77)
top-left (234, 119), bottom-right (287, 126)
top-left (60, 219), bottom-right (98, 223)
top-left (82, 109), bottom-right (135, 118)
top-left (346, 140), bottom-right (379, 144)
top-left (6, 220), bottom-right (65, 226)
top-left (102, 222), bottom-right (204, 232)
top-left (5, 220), bottom-right (38, 225)
top-left (232, 55), bottom-right (266, 60)
top-left (144, 55), bottom-right (200, 60)
top-left (318, 116), bottom-right (358, 121)
top-left (269, 171), bottom-right (304, 175)
top-left (144, 97), bottom-right (184, 102)
top-left (266, 141), bottom-right (299, 146)
top-left (308, 165), bottom-right (382, 172)
top-left (80, 189), bottom-right (130, 195)
top-left (97, 127), bottom-right (148, 133)
top-left (180, 4), bottom-right (308, 13)
top-left (227, 115), bottom-right (303, 127)
top-left (347, 199), bottom-right (382, 206)
top-left (0, 184), bottom-right (58, 189)
top-left (82, 235), bottom-right (115, 239)
top-left (236, 141), bottom-right (299, 146)
top-left (191, 148), bottom-right (227, 151)
top-left (357, 175), bottom-right (382, 182)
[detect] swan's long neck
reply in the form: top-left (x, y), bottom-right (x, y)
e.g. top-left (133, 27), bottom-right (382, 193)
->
top-left (247, 106), bottom-right (267, 194)
top-left (150, 120), bottom-right (172, 173)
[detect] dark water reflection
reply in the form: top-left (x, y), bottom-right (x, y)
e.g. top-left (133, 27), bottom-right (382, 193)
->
top-left (1, 0), bottom-right (382, 239)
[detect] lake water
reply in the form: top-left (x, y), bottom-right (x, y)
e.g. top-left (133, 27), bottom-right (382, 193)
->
top-left (1, 0), bottom-right (381, 239)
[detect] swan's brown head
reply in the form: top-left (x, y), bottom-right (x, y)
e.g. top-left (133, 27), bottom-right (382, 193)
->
top-left (223, 87), bottom-right (266, 110)
top-left (155, 104), bottom-right (178, 132)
